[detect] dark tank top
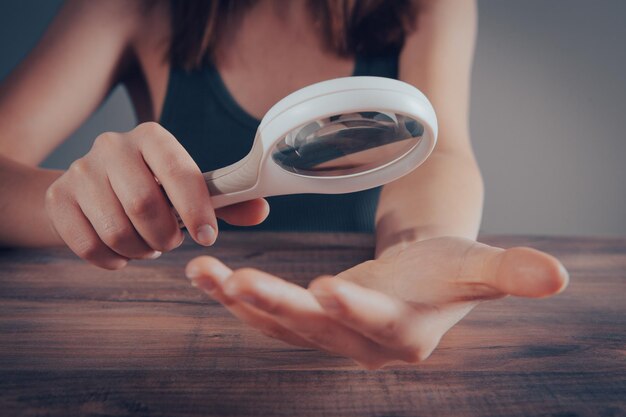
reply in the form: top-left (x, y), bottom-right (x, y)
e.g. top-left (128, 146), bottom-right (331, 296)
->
top-left (159, 53), bottom-right (399, 231)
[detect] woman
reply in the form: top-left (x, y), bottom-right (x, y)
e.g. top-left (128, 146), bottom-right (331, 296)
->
top-left (0, 0), bottom-right (568, 368)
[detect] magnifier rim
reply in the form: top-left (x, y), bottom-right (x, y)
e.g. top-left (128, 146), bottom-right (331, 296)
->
top-left (259, 76), bottom-right (427, 131)
top-left (269, 109), bottom-right (429, 180)
top-left (254, 83), bottom-right (438, 198)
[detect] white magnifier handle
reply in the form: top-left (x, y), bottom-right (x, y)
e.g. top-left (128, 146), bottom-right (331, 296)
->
top-left (200, 140), bottom-right (265, 207)
top-left (172, 155), bottom-right (262, 226)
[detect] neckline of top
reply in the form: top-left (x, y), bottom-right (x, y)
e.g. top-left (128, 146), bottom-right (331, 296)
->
top-left (204, 55), bottom-right (366, 129)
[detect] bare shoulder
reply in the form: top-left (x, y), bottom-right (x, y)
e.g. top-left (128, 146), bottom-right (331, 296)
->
top-left (55, 0), bottom-right (146, 38)
top-left (0, 0), bottom-right (150, 164)
top-left (63, 0), bottom-right (145, 24)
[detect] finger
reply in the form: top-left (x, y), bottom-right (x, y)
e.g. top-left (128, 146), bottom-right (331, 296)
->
top-left (466, 244), bottom-right (570, 298)
top-left (309, 276), bottom-right (467, 362)
top-left (74, 169), bottom-right (160, 260)
top-left (46, 187), bottom-right (128, 270)
top-left (133, 123), bottom-right (218, 246)
top-left (217, 264), bottom-right (400, 368)
top-left (100, 133), bottom-right (184, 252)
top-left (186, 257), bottom-right (315, 348)
top-left (215, 198), bottom-right (270, 226)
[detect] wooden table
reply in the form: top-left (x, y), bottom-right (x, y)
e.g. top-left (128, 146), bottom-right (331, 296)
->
top-left (0, 233), bottom-right (624, 417)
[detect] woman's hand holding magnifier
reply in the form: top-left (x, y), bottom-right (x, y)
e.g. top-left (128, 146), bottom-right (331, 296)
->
top-left (45, 122), bottom-right (269, 270)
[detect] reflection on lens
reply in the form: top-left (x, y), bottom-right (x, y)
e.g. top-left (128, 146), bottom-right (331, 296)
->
top-left (271, 112), bottom-right (424, 177)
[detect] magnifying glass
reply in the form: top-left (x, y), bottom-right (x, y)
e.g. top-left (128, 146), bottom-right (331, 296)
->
top-left (199, 76), bottom-right (437, 209)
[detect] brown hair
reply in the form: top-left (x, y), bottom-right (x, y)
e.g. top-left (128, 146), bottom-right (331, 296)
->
top-left (168, 0), bottom-right (419, 70)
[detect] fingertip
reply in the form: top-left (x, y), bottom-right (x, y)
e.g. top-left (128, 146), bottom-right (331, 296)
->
top-left (163, 230), bottom-right (185, 252)
top-left (554, 261), bottom-right (570, 294)
top-left (195, 223), bottom-right (217, 246)
top-left (309, 286), bottom-right (345, 315)
top-left (221, 267), bottom-right (262, 296)
top-left (141, 250), bottom-right (162, 260)
top-left (536, 255), bottom-right (569, 296)
top-left (309, 277), bottom-right (359, 315)
top-left (497, 247), bottom-right (570, 298)
top-left (247, 198), bottom-right (270, 224)
top-left (258, 198), bottom-right (270, 221)
top-left (244, 198), bottom-right (270, 224)
top-left (185, 256), bottom-right (232, 282)
top-left (185, 259), bottom-right (203, 280)
top-left (101, 258), bottom-right (128, 271)
top-left (215, 198), bottom-right (270, 226)
top-left (307, 274), bottom-right (335, 290)
top-left (185, 255), bottom-right (214, 272)
top-left (175, 233), bottom-right (186, 248)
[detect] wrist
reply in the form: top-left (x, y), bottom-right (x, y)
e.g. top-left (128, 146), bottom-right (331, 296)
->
top-left (0, 161), bottom-right (64, 247)
top-left (375, 225), bottom-right (479, 259)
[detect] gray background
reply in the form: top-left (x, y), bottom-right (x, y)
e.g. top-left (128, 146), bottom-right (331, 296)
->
top-left (1, 1), bottom-right (624, 237)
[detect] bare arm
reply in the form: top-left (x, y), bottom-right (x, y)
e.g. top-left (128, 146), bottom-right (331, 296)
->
top-left (0, 0), bottom-right (139, 246)
top-left (375, 0), bottom-right (483, 258)
top-left (0, 0), bottom-right (140, 165)
top-left (0, 156), bottom-right (63, 246)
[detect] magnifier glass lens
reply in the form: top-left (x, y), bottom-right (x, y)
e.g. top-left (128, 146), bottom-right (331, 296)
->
top-left (272, 112), bottom-right (424, 177)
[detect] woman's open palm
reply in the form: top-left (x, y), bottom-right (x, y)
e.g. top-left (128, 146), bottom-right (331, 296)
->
top-left (186, 237), bottom-right (569, 369)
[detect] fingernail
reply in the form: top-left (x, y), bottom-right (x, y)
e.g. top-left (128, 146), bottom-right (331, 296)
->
top-left (144, 250), bottom-right (162, 260)
top-left (196, 224), bottom-right (217, 246)
top-left (311, 289), bottom-right (342, 313)
top-left (175, 234), bottom-right (185, 248)
top-left (110, 259), bottom-right (129, 270)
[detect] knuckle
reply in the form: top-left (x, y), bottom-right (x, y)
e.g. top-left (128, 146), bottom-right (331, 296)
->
top-left (161, 156), bottom-right (197, 180)
top-left (44, 183), bottom-right (64, 207)
top-left (177, 205), bottom-right (208, 224)
top-left (99, 217), bottom-right (135, 248)
top-left (68, 158), bottom-right (91, 177)
top-left (371, 318), bottom-right (403, 344)
top-left (72, 236), bottom-right (101, 260)
top-left (125, 192), bottom-right (162, 219)
top-left (93, 132), bottom-right (122, 150)
top-left (134, 121), bottom-right (166, 138)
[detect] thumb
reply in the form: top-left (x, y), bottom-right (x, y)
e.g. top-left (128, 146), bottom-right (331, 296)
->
top-left (478, 246), bottom-right (570, 298)
top-left (215, 198), bottom-right (270, 226)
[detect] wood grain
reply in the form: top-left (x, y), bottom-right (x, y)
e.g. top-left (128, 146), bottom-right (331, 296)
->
top-left (0, 232), bottom-right (624, 417)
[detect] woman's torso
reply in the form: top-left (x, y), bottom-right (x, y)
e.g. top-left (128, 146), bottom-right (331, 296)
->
top-left (127, 0), bottom-right (399, 231)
